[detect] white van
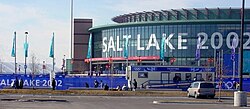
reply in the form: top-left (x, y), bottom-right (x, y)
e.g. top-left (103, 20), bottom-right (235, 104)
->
top-left (187, 81), bottom-right (215, 98)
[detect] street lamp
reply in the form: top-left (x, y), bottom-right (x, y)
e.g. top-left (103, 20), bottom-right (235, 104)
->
top-left (234, 0), bottom-right (247, 107)
top-left (70, 0), bottom-right (74, 59)
top-left (239, 0), bottom-right (245, 92)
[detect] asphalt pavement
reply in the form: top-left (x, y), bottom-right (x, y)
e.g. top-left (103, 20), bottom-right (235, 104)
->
top-left (0, 94), bottom-right (250, 109)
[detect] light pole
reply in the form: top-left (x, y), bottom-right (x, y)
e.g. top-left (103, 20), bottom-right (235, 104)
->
top-left (24, 31), bottom-right (28, 75)
top-left (14, 32), bottom-right (17, 74)
top-left (239, 0), bottom-right (245, 92)
top-left (70, 0), bottom-right (74, 59)
top-left (109, 55), bottom-right (113, 89)
top-left (234, 0), bottom-right (247, 107)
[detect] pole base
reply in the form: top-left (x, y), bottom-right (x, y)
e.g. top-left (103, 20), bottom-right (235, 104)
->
top-left (234, 91), bottom-right (247, 107)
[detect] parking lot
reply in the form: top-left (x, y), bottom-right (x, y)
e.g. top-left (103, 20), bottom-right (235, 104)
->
top-left (1, 94), bottom-right (250, 109)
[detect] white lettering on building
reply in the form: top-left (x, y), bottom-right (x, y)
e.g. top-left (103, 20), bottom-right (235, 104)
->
top-left (178, 33), bottom-right (188, 49)
top-left (137, 34), bottom-right (145, 50)
top-left (166, 33), bottom-right (175, 50)
top-left (146, 34), bottom-right (160, 50)
top-left (116, 36), bottom-right (123, 51)
top-left (108, 36), bottom-right (116, 51)
top-left (102, 37), bottom-right (107, 52)
top-left (101, 32), bottom-right (250, 53)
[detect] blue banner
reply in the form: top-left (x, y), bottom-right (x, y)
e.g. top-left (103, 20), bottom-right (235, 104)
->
top-left (223, 54), bottom-right (238, 76)
top-left (0, 74), bottom-right (65, 90)
top-left (215, 78), bottom-right (250, 92)
top-left (0, 74), bottom-right (127, 90)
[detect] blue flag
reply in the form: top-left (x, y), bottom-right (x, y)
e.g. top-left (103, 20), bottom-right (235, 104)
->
top-left (160, 34), bottom-right (166, 60)
top-left (231, 37), bottom-right (237, 61)
top-left (123, 37), bottom-right (128, 59)
top-left (49, 33), bottom-right (54, 58)
top-left (195, 36), bottom-right (201, 61)
top-left (11, 32), bottom-right (16, 57)
top-left (87, 34), bottom-right (92, 59)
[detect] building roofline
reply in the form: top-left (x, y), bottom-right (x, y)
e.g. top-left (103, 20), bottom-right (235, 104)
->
top-left (112, 8), bottom-right (250, 23)
top-left (89, 19), bottom-right (250, 32)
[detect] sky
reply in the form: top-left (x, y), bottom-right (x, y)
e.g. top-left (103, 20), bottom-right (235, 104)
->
top-left (0, 0), bottom-right (249, 68)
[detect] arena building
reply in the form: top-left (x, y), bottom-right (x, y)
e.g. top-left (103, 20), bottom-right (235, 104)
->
top-left (82, 8), bottom-right (250, 76)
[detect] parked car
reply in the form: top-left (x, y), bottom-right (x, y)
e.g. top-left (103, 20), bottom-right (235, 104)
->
top-left (187, 81), bottom-right (215, 98)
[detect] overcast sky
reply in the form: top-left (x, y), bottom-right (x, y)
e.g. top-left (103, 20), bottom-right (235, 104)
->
top-left (0, 0), bottom-right (249, 67)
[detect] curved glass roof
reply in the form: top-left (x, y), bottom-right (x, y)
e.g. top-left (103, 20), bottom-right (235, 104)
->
top-left (112, 8), bottom-right (250, 23)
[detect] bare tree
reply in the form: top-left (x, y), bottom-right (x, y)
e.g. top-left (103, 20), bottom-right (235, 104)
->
top-left (29, 53), bottom-right (40, 75)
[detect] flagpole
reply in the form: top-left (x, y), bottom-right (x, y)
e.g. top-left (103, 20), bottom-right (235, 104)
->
top-left (126, 58), bottom-right (128, 68)
top-left (160, 34), bottom-right (166, 65)
top-left (14, 32), bottom-right (17, 74)
top-left (233, 60), bottom-right (235, 79)
top-left (24, 32), bottom-right (28, 75)
top-left (196, 36), bottom-right (201, 66)
top-left (90, 35), bottom-right (92, 76)
top-left (53, 57), bottom-right (55, 72)
top-left (52, 32), bottom-right (55, 72)
top-left (88, 33), bottom-right (92, 76)
top-left (49, 32), bottom-right (55, 88)
top-left (214, 48), bottom-right (217, 80)
top-left (90, 57), bottom-right (92, 76)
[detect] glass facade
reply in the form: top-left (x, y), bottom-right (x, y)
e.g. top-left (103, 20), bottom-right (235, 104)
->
top-left (93, 23), bottom-right (250, 67)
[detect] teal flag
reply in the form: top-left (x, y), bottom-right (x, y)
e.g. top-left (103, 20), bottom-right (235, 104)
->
top-left (49, 33), bottom-right (54, 58)
top-left (123, 37), bottom-right (128, 59)
top-left (160, 34), bottom-right (166, 60)
top-left (24, 43), bottom-right (29, 57)
top-left (11, 32), bottom-right (16, 57)
top-left (87, 34), bottom-right (92, 58)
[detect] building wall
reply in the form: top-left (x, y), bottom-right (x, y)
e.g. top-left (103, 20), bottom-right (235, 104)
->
top-left (72, 19), bottom-right (92, 73)
top-left (93, 23), bottom-right (250, 66)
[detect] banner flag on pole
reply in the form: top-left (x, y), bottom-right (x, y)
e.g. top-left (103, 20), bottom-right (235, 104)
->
top-left (87, 34), bottom-right (92, 59)
top-left (49, 33), bottom-right (54, 58)
top-left (195, 36), bottom-right (201, 61)
top-left (24, 42), bottom-right (29, 57)
top-left (160, 34), bottom-right (166, 60)
top-left (123, 36), bottom-right (128, 59)
top-left (11, 32), bottom-right (16, 57)
top-left (231, 37), bottom-right (237, 61)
